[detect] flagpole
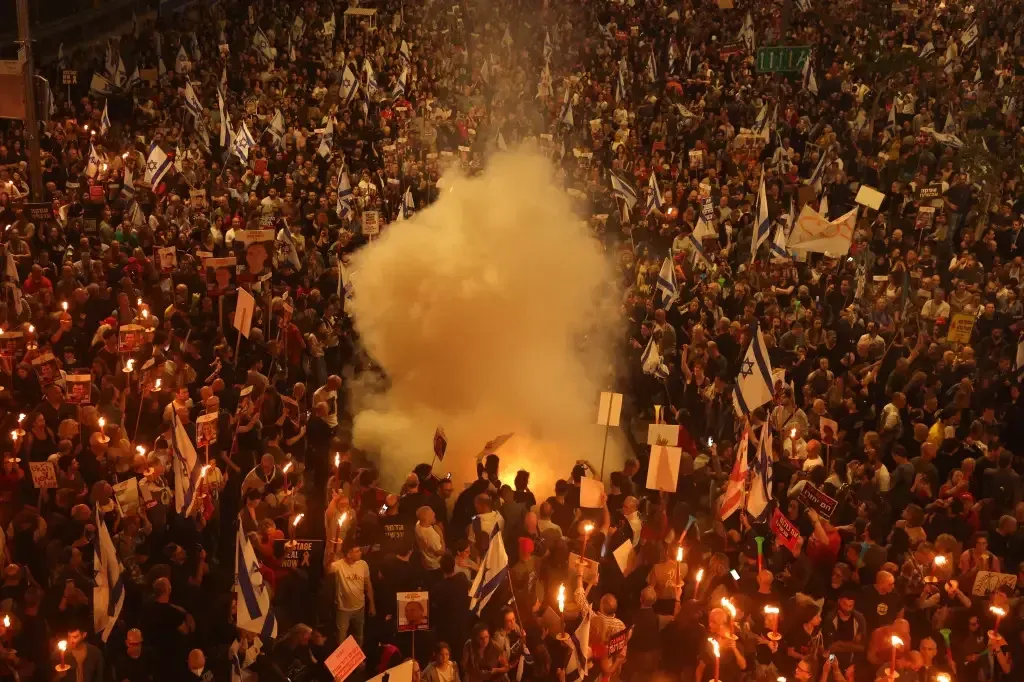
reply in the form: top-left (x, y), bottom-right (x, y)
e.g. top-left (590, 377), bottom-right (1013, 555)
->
top-left (598, 394), bottom-right (613, 481)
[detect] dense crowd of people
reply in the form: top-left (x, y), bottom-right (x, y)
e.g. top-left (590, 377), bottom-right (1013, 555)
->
top-left (0, 0), bottom-right (1022, 679)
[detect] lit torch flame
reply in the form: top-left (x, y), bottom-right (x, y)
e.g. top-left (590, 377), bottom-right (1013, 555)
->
top-left (676, 546), bottom-right (684, 562)
top-left (58, 640), bottom-right (67, 653)
top-left (557, 584), bottom-right (566, 613)
top-left (2, 615), bottom-right (9, 628)
top-left (721, 598), bottom-right (737, 619)
top-left (709, 637), bottom-right (720, 658)
top-left (292, 513), bottom-right (304, 527)
top-left (891, 635), bottom-right (903, 648)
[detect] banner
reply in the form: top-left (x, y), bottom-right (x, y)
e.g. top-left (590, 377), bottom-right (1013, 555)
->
top-left (771, 507), bottom-right (800, 552)
top-left (798, 483), bottom-right (838, 519)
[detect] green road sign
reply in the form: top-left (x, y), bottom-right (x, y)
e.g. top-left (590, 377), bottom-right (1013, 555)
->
top-left (756, 46), bottom-right (811, 73)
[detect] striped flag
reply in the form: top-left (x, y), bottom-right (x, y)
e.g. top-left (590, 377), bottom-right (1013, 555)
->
top-left (469, 525), bottom-right (509, 614)
top-left (641, 336), bottom-right (670, 380)
top-left (746, 423), bottom-right (773, 518)
top-left (100, 102), bottom-right (111, 135)
top-left (732, 325), bottom-right (774, 417)
top-left (718, 429), bottom-right (750, 520)
top-left (276, 224), bottom-right (303, 271)
top-left (183, 81), bottom-right (203, 119)
top-left (564, 609), bottom-right (591, 682)
top-left (751, 171), bottom-right (770, 261)
top-left (341, 65), bottom-right (358, 102)
top-left (656, 256), bottom-right (677, 310)
top-left (647, 172), bottom-right (663, 213)
top-left (145, 144), bottom-right (172, 187)
top-left (93, 509), bottom-right (125, 642)
top-left (609, 172), bottom-right (638, 209)
top-left (170, 412), bottom-right (201, 514)
top-left (235, 525), bottom-right (279, 638)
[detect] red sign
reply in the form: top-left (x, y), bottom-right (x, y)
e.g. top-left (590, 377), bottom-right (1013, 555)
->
top-left (771, 508), bottom-right (800, 552)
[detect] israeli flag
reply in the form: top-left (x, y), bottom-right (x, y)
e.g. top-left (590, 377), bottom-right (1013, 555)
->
top-left (317, 119), bottom-right (333, 158)
top-left (364, 59), bottom-right (380, 100)
top-left (809, 151), bottom-right (827, 192)
top-left (647, 172), bottom-right (663, 213)
top-left (277, 225), bottom-right (303, 270)
top-left (122, 166), bottom-right (135, 201)
top-left (688, 216), bottom-right (715, 265)
top-left (341, 65), bottom-right (358, 102)
top-left (400, 40), bottom-right (411, 63)
top-left (393, 66), bottom-right (408, 100)
top-left (171, 412), bottom-right (202, 514)
top-left (469, 525), bottom-right (509, 615)
top-left (125, 67), bottom-right (141, 90)
top-left (565, 610), bottom-right (591, 682)
top-left (398, 186), bottom-right (415, 221)
top-left (86, 144), bottom-right (103, 179)
top-left (235, 525), bottom-right (278, 639)
top-left (175, 45), bottom-right (190, 73)
top-left (113, 56), bottom-right (127, 88)
top-left (646, 47), bottom-right (657, 82)
top-left (732, 325), bottom-right (774, 417)
top-left (609, 172), bottom-right (637, 209)
top-left (144, 144), bottom-right (171, 187)
top-left (337, 171), bottom-right (354, 218)
top-left (560, 87), bottom-right (573, 126)
top-left (100, 102), bottom-right (111, 135)
top-left (657, 256), bottom-right (678, 309)
top-left (641, 336), bottom-right (670, 380)
top-left (93, 509), bottom-right (125, 642)
top-left (269, 109), bottom-right (286, 147)
top-left (739, 12), bottom-right (755, 52)
top-left (746, 422), bottom-right (773, 518)
top-left (770, 223), bottom-right (790, 261)
top-left (752, 103), bottom-right (769, 134)
top-left (184, 81), bottom-right (203, 119)
top-left (218, 90), bottom-right (229, 147)
top-left (233, 123), bottom-right (256, 161)
top-left (751, 171), bottom-right (770, 262)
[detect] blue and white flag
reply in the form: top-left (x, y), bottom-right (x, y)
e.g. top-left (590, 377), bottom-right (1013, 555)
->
top-left (316, 118), bottom-right (333, 158)
top-left (646, 47), bottom-right (657, 82)
top-left (656, 256), bottom-right (677, 310)
top-left (86, 144), bottom-right (103, 179)
top-left (560, 87), bottom-right (573, 126)
top-left (171, 412), bottom-right (202, 514)
top-left (746, 423), bottom-right (773, 518)
top-left (809, 151), bottom-right (827, 192)
top-left (184, 81), bottom-right (203, 119)
top-left (610, 172), bottom-right (637, 209)
top-left (144, 144), bottom-right (171, 186)
top-left (751, 171), bottom-right (770, 261)
top-left (125, 66), bottom-right (141, 90)
top-left (647, 172), bottom-right (663, 213)
top-left (732, 326), bottom-right (774, 417)
top-left (277, 225), bottom-right (303, 271)
top-left (400, 40), bottom-right (411, 64)
top-left (100, 102), bottom-right (111, 135)
top-left (113, 56), bottom-right (127, 89)
top-left (341, 65), bottom-right (359, 103)
top-left (122, 166), bottom-right (135, 201)
top-left (93, 509), bottom-right (125, 642)
top-left (270, 109), bottom-right (286, 149)
top-left (468, 524), bottom-right (509, 615)
top-left (770, 223), bottom-right (790, 261)
top-left (565, 609), bottom-right (591, 682)
top-left (337, 170), bottom-right (354, 218)
top-left (364, 59), bottom-right (381, 101)
top-left (233, 122), bottom-right (256, 161)
top-left (641, 336), bottom-right (670, 380)
top-left (218, 90), bottom-right (229, 147)
top-left (397, 187), bottom-right (415, 221)
top-left (739, 12), bottom-right (755, 52)
top-left (392, 66), bottom-right (408, 100)
top-left (751, 103), bottom-right (769, 134)
top-left (688, 216), bottom-right (715, 265)
top-left (252, 29), bottom-right (274, 61)
top-left (235, 525), bottom-right (279, 639)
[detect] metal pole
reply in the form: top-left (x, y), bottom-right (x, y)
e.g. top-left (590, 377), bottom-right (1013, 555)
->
top-left (16, 0), bottom-right (43, 201)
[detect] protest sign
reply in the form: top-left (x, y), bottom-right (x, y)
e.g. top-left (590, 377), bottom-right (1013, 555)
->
top-left (854, 185), bottom-right (885, 210)
top-left (569, 552), bottom-right (599, 584)
top-left (113, 479), bottom-right (141, 516)
top-left (397, 591), bottom-right (429, 632)
top-left (195, 413), bottom-right (219, 448)
top-left (946, 313), bottom-right (974, 344)
top-left (205, 257), bottom-right (237, 295)
top-left (798, 483), bottom-right (838, 519)
top-left (771, 507), bottom-right (800, 552)
top-left (325, 636), bottom-right (366, 682)
top-left (433, 427), bottom-right (447, 460)
top-left (118, 324), bottom-right (145, 353)
top-left (234, 288), bottom-right (256, 338)
top-left (597, 392), bottom-right (623, 426)
top-left (646, 445), bottom-right (681, 492)
top-left (189, 189), bottom-right (207, 208)
top-left (647, 423), bottom-right (679, 445)
top-left (273, 538), bottom-right (322, 569)
top-left (362, 210), bottom-right (381, 235)
top-left (157, 246), bottom-right (177, 271)
top-left (607, 628), bottom-right (629, 656)
top-left (29, 461), bottom-right (57, 489)
top-left (65, 374), bottom-right (92, 405)
top-left (819, 417), bottom-right (838, 445)
top-left (31, 353), bottom-right (60, 386)
top-left (972, 571), bottom-right (1017, 596)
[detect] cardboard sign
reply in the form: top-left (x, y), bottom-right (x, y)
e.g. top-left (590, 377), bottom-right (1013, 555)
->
top-left (195, 412), bottom-right (218, 448)
top-left (205, 256), bottom-right (237, 295)
top-left (0, 331), bottom-right (24, 358)
top-left (597, 391), bottom-right (623, 426)
top-left (189, 189), bottom-right (207, 208)
top-left (113, 479), bottom-right (141, 516)
top-left (31, 352), bottom-right (60, 386)
top-left (65, 374), bottom-right (92, 405)
top-left (771, 507), bottom-right (800, 552)
top-left (362, 210), bottom-right (380, 235)
top-left (819, 417), bottom-right (838, 445)
top-left (234, 288), bottom-right (256, 338)
top-left (433, 427), bottom-right (447, 460)
top-left (972, 571), bottom-right (1017, 596)
top-left (325, 636), bottom-right (366, 682)
top-left (646, 445), bottom-right (681, 492)
top-left (918, 185), bottom-right (941, 199)
top-left (157, 246), bottom-right (177, 271)
top-left (607, 628), bottom-right (629, 656)
top-left (569, 552), bottom-right (599, 584)
top-left (798, 483), bottom-right (838, 519)
top-left (946, 313), bottom-right (975, 344)
top-left (854, 185), bottom-right (885, 210)
top-left (688, 149), bottom-right (705, 170)
top-left (915, 206), bottom-right (936, 231)
top-left (25, 203), bottom-right (52, 222)
top-left (273, 538), bottom-right (322, 569)
top-left (580, 478), bottom-right (604, 508)
top-left (397, 591), bottom-right (429, 632)
top-left (29, 461), bottom-right (57, 489)
top-left (89, 185), bottom-right (105, 202)
top-left (647, 423), bottom-right (679, 446)
top-left (62, 69), bottom-right (78, 85)
top-left (118, 324), bottom-right (145, 353)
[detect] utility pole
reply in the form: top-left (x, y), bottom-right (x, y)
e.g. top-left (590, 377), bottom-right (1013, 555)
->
top-left (16, 0), bottom-right (43, 201)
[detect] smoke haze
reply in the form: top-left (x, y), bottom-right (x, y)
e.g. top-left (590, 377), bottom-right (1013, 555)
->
top-left (348, 150), bottom-right (622, 494)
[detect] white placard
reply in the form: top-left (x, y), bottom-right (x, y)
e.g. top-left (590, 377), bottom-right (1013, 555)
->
top-left (597, 391), bottom-right (623, 426)
top-left (234, 288), bottom-right (256, 338)
top-left (613, 541), bottom-right (633, 575)
top-left (325, 636), bottom-right (366, 682)
top-left (854, 185), bottom-right (886, 210)
top-left (647, 423), bottom-right (680, 446)
top-left (646, 445), bottom-right (681, 492)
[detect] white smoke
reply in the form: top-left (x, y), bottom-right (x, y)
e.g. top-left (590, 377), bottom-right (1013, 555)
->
top-left (348, 150), bottom-right (622, 494)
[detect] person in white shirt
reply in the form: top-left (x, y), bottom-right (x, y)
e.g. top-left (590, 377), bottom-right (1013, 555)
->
top-left (802, 440), bottom-right (825, 472)
top-left (329, 541), bottom-right (375, 646)
top-left (415, 505), bottom-right (445, 575)
top-left (920, 288), bottom-right (951, 323)
top-left (312, 375), bottom-right (342, 429)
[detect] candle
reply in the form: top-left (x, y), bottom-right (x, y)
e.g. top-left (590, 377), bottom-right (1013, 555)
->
top-left (339, 511), bottom-right (348, 528)
top-left (890, 634), bottom-right (903, 677)
top-left (581, 522), bottom-right (594, 557)
top-left (57, 639), bottom-right (68, 669)
top-left (137, 298), bottom-right (142, 306)
top-left (334, 453), bottom-right (340, 468)
top-left (721, 598), bottom-right (736, 624)
top-left (709, 637), bottom-right (720, 682)
top-left (695, 568), bottom-right (704, 596)
top-left (292, 513), bottom-right (304, 527)
top-left (790, 428), bottom-right (796, 439)
top-left (154, 379), bottom-right (162, 390)
top-left (990, 606), bottom-right (1006, 632)
top-left (142, 309), bottom-right (149, 319)
top-left (62, 301), bottom-right (68, 311)
top-left (764, 606), bottom-right (780, 636)
top-left (3, 615), bottom-right (9, 628)
top-left (27, 325), bottom-right (33, 334)
top-left (136, 446), bottom-right (146, 457)
top-left (557, 583), bottom-right (565, 614)
top-left (17, 414), bottom-right (24, 425)
top-left (676, 546), bottom-right (684, 584)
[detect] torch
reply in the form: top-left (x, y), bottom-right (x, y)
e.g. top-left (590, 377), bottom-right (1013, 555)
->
top-left (56, 639), bottom-right (69, 673)
top-left (581, 522), bottom-right (594, 558)
top-left (709, 637), bottom-right (720, 682)
top-left (676, 546), bottom-right (684, 586)
top-left (764, 606), bottom-right (780, 641)
top-left (888, 634), bottom-right (903, 679)
top-left (720, 598), bottom-right (738, 639)
top-left (97, 417), bottom-right (109, 444)
top-left (557, 584), bottom-right (568, 642)
top-left (282, 462), bottom-right (293, 491)
top-left (925, 554), bottom-right (946, 584)
top-left (694, 568), bottom-right (704, 598)
top-left (989, 606), bottom-right (1006, 641)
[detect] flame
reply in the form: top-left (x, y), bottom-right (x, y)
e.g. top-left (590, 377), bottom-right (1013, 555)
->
top-left (142, 309), bottom-right (149, 319)
top-left (98, 418), bottom-right (105, 429)
top-left (282, 462), bottom-right (293, 474)
top-left (292, 513), bottom-right (304, 527)
top-left (990, 606), bottom-right (1006, 618)
top-left (137, 298), bottom-right (142, 306)
top-left (3, 615), bottom-right (9, 627)
top-left (125, 359), bottom-right (135, 371)
top-left (58, 640), bottom-right (67, 652)
top-left (676, 546), bottom-right (683, 562)
top-left (9, 431), bottom-right (16, 441)
top-left (764, 606), bottom-right (780, 615)
top-left (583, 522), bottom-right (594, 534)
top-left (557, 583), bottom-right (566, 613)
top-left (890, 635), bottom-right (903, 648)
top-left (136, 446), bottom-right (145, 456)
top-left (154, 379), bottom-right (162, 389)
top-left (27, 325), bottom-right (33, 333)
top-left (934, 555), bottom-right (946, 567)
top-left (200, 464), bottom-right (210, 478)
top-left (334, 453), bottom-right (340, 468)
top-left (696, 568), bottom-right (704, 582)
top-left (936, 676), bottom-right (950, 682)
top-left (720, 598), bottom-right (737, 618)
top-left (62, 302), bottom-right (68, 311)
top-left (339, 512), bottom-right (348, 527)
top-left (17, 414), bottom-right (24, 424)
top-left (709, 637), bottom-right (720, 658)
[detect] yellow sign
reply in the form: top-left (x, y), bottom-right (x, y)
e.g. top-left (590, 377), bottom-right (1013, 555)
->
top-left (946, 313), bottom-right (975, 344)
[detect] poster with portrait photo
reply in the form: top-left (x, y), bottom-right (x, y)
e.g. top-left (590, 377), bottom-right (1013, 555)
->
top-left (205, 257), bottom-right (237, 296)
top-left (238, 230), bottom-right (275, 283)
top-left (31, 352), bottom-right (60, 386)
top-left (0, 331), bottom-right (24, 359)
top-left (156, 246), bottom-right (177, 272)
top-left (119, 324), bottom-right (145, 354)
top-left (195, 412), bottom-right (219, 449)
top-left (65, 373), bottom-right (93, 405)
top-left (396, 592), bottom-right (429, 632)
